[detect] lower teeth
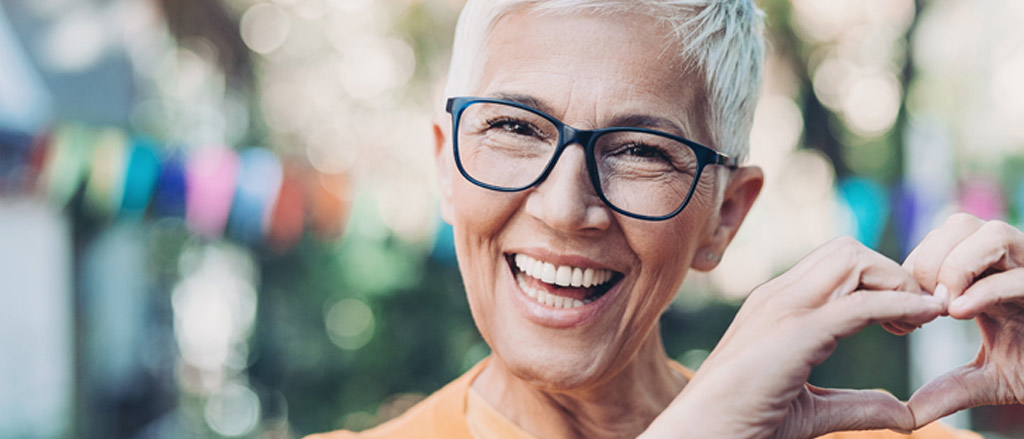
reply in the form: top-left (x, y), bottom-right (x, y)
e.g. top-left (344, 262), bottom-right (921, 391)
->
top-left (518, 275), bottom-right (586, 309)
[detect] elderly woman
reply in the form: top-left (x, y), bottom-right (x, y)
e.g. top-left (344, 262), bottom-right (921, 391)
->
top-left (310, 0), bottom-right (1024, 438)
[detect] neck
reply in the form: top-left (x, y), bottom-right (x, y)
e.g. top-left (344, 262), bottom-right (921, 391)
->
top-left (471, 326), bottom-right (686, 439)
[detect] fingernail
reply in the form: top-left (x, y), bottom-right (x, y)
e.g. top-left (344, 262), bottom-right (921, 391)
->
top-left (921, 291), bottom-right (943, 305)
top-left (934, 284), bottom-right (949, 305)
top-left (951, 294), bottom-right (968, 310)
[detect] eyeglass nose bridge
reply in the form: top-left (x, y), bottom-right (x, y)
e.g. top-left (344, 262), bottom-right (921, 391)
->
top-left (559, 125), bottom-right (598, 150)
top-left (535, 124), bottom-right (599, 183)
top-left (527, 124), bottom-right (605, 200)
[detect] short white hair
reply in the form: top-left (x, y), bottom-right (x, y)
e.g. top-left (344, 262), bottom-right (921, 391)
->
top-left (442, 0), bottom-right (765, 162)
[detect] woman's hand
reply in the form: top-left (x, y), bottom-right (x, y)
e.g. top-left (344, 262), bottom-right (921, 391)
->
top-left (903, 213), bottom-right (1024, 427)
top-left (642, 237), bottom-right (945, 439)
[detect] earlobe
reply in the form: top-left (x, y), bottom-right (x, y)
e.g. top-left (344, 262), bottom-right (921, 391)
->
top-left (433, 114), bottom-right (455, 224)
top-left (691, 166), bottom-right (764, 271)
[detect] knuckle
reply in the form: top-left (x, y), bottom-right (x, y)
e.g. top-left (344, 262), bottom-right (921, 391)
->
top-left (746, 283), bottom-right (770, 304)
top-left (917, 227), bottom-right (942, 245)
top-left (833, 235), bottom-right (861, 248)
top-left (828, 236), bottom-right (865, 260)
top-left (912, 262), bottom-right (935, 284)
top-left (945, 212), bottom-right (982, 228)
top-left (981, 219), bottom-right (1017, 240)
top-left (747, 279), bottom-right (789, 308)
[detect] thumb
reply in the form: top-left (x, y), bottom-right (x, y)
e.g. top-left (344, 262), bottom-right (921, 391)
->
top-left (907, 365), bottom-right (988, 428)
top-left (805, 386), bottom-right (916, 437)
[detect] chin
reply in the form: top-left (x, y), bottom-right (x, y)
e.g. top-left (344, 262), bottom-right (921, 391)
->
top-left (493, 337), bottom-right (617, 391)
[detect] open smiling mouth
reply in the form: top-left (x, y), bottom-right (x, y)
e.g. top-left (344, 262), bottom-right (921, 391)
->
top-left (506, 253), bottom-right (622, 309)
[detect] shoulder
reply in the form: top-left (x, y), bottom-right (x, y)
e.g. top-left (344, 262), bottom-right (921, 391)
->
top-left (818, 421), bottom-right (983, 439)
top-left (303, 359), bottom-right (488, 439)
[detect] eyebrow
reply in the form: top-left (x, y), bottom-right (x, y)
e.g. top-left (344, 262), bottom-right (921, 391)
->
top-left (487, 91), bottom-right (688, 137)
top-left (489, 92), bottom-right (557, 116)
top-left (607, 114), bottom-right (687, 138)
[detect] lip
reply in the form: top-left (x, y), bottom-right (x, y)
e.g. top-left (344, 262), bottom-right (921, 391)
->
top-left (503, 250), bottom-right (623, 329)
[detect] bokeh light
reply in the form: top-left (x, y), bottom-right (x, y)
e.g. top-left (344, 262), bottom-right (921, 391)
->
top-left (204, 381), bottom-right (262, 437)
top-left (839, 71), bottom-right (901, 138)
top-left (39, 6), bottom-right (110, 72)
top-left (325, 298), bottom-right (376, 351)
top-left (172, 244), bottom-right (257, 374)
top-left (240, 3), bottom-right (291, 55)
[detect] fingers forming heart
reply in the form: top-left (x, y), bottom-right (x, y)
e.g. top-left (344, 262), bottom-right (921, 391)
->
top-left (647, 217), bottom-right (1024, 438)
top-left (900, 215), bottom-right (1024, 429)
top-left (807, 215), bottom-right (1024, 431)
top-left (644, 237), bottom-right (949, 438)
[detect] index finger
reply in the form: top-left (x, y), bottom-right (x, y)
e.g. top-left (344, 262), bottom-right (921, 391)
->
top-left (902, 213), bottom-right (984, 294)
top-left (937, 220), bottom-right (1024, 302)
top-left (792, 237), bottom-right (921, 303)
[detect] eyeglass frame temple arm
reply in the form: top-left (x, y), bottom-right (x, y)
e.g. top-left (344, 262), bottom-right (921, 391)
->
top-left (716, 153), bottom-right (739, 169)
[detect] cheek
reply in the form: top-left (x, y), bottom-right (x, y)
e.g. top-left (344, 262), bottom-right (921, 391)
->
top-left (629, 211), bottom-right (707, 280)
top-left (448, 180), bottom-right (525, 326)
top-left (630, 230), bottom-right (693, 309)
top-left (449, 179), bottom-right (521, 240)
top-left (621, 196), bottom-right (714, 320)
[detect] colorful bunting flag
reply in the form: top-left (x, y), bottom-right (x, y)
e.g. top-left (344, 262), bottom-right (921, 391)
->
top-left (120, 137), bottom-right (161, 220)
top-left (185, 147), bottom-right (239, 239)
top-left (229, 148), bottom-right (282, 245)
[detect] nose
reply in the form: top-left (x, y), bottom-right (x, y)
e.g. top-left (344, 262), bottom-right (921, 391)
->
top-left (524, 145), bottom-right (612, 232)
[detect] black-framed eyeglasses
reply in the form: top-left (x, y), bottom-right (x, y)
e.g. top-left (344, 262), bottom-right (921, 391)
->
top-left (445, 96), bottom-right (737, 221)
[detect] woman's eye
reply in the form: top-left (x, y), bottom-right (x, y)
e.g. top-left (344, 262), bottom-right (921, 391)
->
top-left (624, 144), bottom-right (666, 159)
top-left (489, 119), bottom-right (537, 137)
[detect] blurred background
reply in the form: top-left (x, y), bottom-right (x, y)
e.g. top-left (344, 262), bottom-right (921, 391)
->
top-left (0, 0), bottom-right (1022, 437)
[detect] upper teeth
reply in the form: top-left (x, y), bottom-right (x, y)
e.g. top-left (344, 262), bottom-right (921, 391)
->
top-left (514, 254), bottom-right (614, 288)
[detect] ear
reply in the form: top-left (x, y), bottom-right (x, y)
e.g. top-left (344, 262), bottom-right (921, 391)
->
top-left (691, 166), bottom-right (763, 271)
top-left (433, 113), bottom-right (455, 224)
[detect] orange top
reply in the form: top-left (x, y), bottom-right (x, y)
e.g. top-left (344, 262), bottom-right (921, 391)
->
top-left (305, 357), bottom-right (980, 439)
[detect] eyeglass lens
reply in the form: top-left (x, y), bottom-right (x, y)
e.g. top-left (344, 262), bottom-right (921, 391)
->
top-left (456, 101), bottom-right (699, 218)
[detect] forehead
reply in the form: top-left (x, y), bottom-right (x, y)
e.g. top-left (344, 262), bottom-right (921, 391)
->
top-left (474, 8), bottom-right (707, 136)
